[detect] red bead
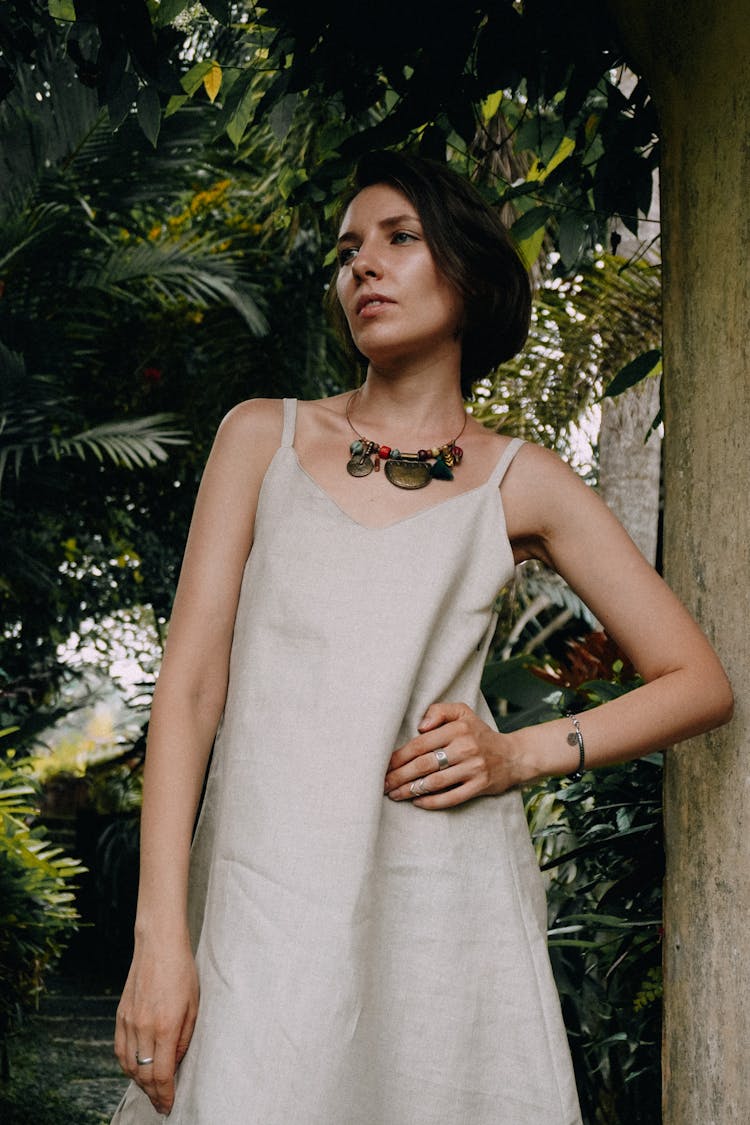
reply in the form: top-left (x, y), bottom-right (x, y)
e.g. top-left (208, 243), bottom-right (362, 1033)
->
top-left (453, 445), bottom-right (463, 461)
top-left (379, 445), bottom-right (391, 459)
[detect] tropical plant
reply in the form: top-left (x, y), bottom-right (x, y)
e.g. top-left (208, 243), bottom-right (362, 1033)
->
top-left (0, 25), bottom-right (336, 710)
top-left (26, 3), bottom-right (659, 276)
top-left (469, 252), bottom-right (661, 465)
top-left (484, 631), bottom-right (663, 1123)
top-left (0, 738), bottom-right (85, 1077)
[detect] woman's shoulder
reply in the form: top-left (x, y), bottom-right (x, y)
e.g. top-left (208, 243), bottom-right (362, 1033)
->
top-left (468, 422), bottom-right (572, 481)
top-left (218, 397), bottom-right (285, 439)
top-left (483, 429), bottom-right (579, 482)
top-left (493, 436), bottom-right (597, 555)
top-left (202, 399), bottom-right (288, 490)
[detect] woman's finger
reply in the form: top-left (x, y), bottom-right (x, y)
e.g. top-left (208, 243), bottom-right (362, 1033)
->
top-left (384, 743), bottom-right (460, 793)
top-left (386, 761), bottom-right (465, 801)
top-left (417, 700), bottom-right (466, 732)
top-left (130, 1038), bottom-right (177, 1115)
top-left (115, 1007), bottom-right (141, 1079)
top-left (387, 718), bottom-right (465, 773)
top-left (148, 1041), bottom-right (178, 1115)
top-left (411, 776), bottom-right (486, 809)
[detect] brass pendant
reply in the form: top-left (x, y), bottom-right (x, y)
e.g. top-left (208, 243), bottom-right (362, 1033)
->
top-left (347, 454), bottom-right (374, 478)
top-left (384, 459), bottom-right (432, 490)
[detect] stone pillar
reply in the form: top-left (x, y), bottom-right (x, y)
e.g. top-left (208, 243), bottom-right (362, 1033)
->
top-left (607, 2), bottom-right (750, 1119)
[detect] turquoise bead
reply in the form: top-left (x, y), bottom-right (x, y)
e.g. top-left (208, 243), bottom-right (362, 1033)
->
top-left (350, 440), bottom-right (364, 454)
top-left (389, 449), bottom-right (401, 459)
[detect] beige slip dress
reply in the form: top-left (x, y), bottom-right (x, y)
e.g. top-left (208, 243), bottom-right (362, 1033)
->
top-left (111, 397), bottom-right (581, 1124)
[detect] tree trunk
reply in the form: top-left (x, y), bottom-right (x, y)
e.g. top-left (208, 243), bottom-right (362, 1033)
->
top-left (598, 375), bottom-right (661, 566)
top-left (607, 2), bottom-right (750, 1120)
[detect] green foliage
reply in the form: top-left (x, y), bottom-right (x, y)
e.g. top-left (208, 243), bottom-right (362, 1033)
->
top-left (1, 1081), bottom-right (109, 1125)
top-left (603, 348), bottom-right (662, 400)
top-left (539, 755), bottom-right (663, 1124)
top-left (0, 25), bottom-right (346, 712)
top-left (0, 987), bottom-right (115, 1122)
top-left (0, 744), bottom-right (85, 1043)
top-left (22, 1), bottom-right (661, 262)
top-left (484, 635), bottom-right (663, 1123)
top-left (470, 254), bottom-right (662, 460)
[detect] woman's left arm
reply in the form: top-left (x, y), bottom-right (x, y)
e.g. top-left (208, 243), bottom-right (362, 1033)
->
top-left (385, 444), bottom-right (733, 806)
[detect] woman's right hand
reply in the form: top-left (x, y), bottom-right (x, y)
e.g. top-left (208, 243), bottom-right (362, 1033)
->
top-left (115, 935), bottom-right (199, 1116)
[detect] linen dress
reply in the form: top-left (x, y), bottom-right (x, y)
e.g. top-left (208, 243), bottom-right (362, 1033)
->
top-left (112, 399), bottom-right (581, 1124)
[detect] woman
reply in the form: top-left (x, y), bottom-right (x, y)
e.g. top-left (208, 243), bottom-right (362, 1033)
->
top-left (112, 151), bottom-right (732, 1124)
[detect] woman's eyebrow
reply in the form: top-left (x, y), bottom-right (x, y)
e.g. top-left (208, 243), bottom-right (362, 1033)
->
top-left (336, 213), bottom-right (422, 245)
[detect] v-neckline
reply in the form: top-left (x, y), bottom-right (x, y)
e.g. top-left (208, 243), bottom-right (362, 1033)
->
top-left (287, 447), bottom-right (506, 532)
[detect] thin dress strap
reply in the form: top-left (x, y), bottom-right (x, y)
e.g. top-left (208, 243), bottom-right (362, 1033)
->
top-left (488, 436), bottom-right (525, 488)
top-left (280, 398), bottom-right (298, 447)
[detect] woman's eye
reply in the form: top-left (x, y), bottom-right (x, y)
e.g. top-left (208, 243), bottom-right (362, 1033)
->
top-left (338, 246), bottom-right (358, 265)
top-left (392, 231), bottom-right (417, 245)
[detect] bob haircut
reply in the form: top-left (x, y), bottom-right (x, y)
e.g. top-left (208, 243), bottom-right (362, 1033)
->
top-left (327, 150), bottom-right (532, 399)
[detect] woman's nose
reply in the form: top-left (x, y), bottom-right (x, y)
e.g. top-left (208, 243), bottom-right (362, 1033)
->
top-left (352, 242), bottom-right (382, 280)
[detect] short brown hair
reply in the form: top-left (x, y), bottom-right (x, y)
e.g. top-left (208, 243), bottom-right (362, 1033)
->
top-left (328, 150), bottom-right (531, 398)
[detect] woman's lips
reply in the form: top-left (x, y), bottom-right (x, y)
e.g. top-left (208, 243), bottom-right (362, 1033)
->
top-left (356, 294), bottom-right (395, 317)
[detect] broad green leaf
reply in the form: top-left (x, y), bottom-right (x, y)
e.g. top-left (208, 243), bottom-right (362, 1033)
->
top-left (510, 206), bottom-right (551, 242)
top-left (136, 86), bottom-right (161, 148)
top-left (203, 62), bottom-right (222, 103)
top-left (481, 90), bottom-right (503, 123)
top-left (515, 225), bottom-right (546, 270)
top-left (201, 0), bottom-right (230, 21)
top-left (277, 166), bottom-right (307, 201)
top-left (165, 93), bottom-right (188, 118)
top-left (527, 134), bottom-right (576, 183)
top-left (226, 86), bottom-right (255, 148)
top-left (48, 0), bottom-right (75, 18)
top-left (647, 405), bottom-right (663, 439)
top-left (181, 60), bottom-right (215, 96)
top-left (107, 71), bottom-right (139, 130)
top-left (269, 93), bottom-right (298, 143)
top-left (557, 211), bottom-right (587, 268)
top-left (603, 349), bottom-right (662, 399)
top-left (153, 0), bottom-right (190, 26)
top-left (510, 206), bottom-right (550, 269)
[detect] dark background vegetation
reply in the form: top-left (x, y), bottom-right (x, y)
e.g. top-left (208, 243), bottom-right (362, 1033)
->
top-left (1, 3), bottom-right (664, 1121)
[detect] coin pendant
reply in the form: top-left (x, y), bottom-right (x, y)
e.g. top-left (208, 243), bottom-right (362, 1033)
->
top-left (384, 460), bottom-right (432, 489)
top-left (347, 454), bottom-right (374, 478)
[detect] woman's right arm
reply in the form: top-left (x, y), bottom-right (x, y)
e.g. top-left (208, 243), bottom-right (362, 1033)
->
top-left (114, 399), bottom-right (283, 1115)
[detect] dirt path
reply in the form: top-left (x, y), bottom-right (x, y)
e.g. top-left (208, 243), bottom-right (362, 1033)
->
top-left (2, 984), bottom-right (127, 1122)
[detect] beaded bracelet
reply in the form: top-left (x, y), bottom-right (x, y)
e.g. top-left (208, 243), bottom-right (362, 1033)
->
top-left (566, 714), bottom-right (586, 780)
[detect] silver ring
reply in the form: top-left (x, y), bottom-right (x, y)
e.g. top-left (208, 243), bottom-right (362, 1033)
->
top-left (136, 1053), bottom-right (155, 1066)
top-left (410, 776), bottom-right (429, 797)
top-left (434, 749), bottom-right (449, 771)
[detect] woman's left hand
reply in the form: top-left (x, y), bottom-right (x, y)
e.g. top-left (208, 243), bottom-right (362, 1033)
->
top-left (384, 702), bottom-right (524, 808)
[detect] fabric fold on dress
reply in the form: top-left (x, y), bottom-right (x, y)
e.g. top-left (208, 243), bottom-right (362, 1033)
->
top-left (112, 399), bottom-right (581, 1125)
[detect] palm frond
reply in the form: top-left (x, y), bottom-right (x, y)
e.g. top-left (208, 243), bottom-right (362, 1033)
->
top-left (0, 412), bottom-right (187, 488)
top-left (51, 415), bottom-right (187, 470)
top-left (80, 235), bottom-right (269, 335)
top-left (472, 254), bottom-right (662, 458)
top-left (0, 38), bottom-right (102, 220)
top-left (0, 346), bottom-right (186, 486)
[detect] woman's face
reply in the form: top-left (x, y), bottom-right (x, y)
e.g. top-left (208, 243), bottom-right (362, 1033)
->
top-left (335, 183), bottom-right (463, 368)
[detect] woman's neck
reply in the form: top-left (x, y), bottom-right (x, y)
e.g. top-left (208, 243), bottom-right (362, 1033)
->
top-left (353, 360), bottom-right (465, 443)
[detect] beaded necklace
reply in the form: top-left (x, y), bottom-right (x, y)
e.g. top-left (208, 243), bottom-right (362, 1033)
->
top-left (345, 391), bottom-right (467, 491)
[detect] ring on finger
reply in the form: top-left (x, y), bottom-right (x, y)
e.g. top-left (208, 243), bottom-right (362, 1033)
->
top-left (136, 1052), bottom-right (155, 1066)
top-left (434, 748), bottom-right (450, 771)
top-left (410, 776), bottom-right (429, 797)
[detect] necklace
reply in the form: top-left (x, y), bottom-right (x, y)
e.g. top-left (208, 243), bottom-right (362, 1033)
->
top-left (345, 390), bottom-right (467, 491)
